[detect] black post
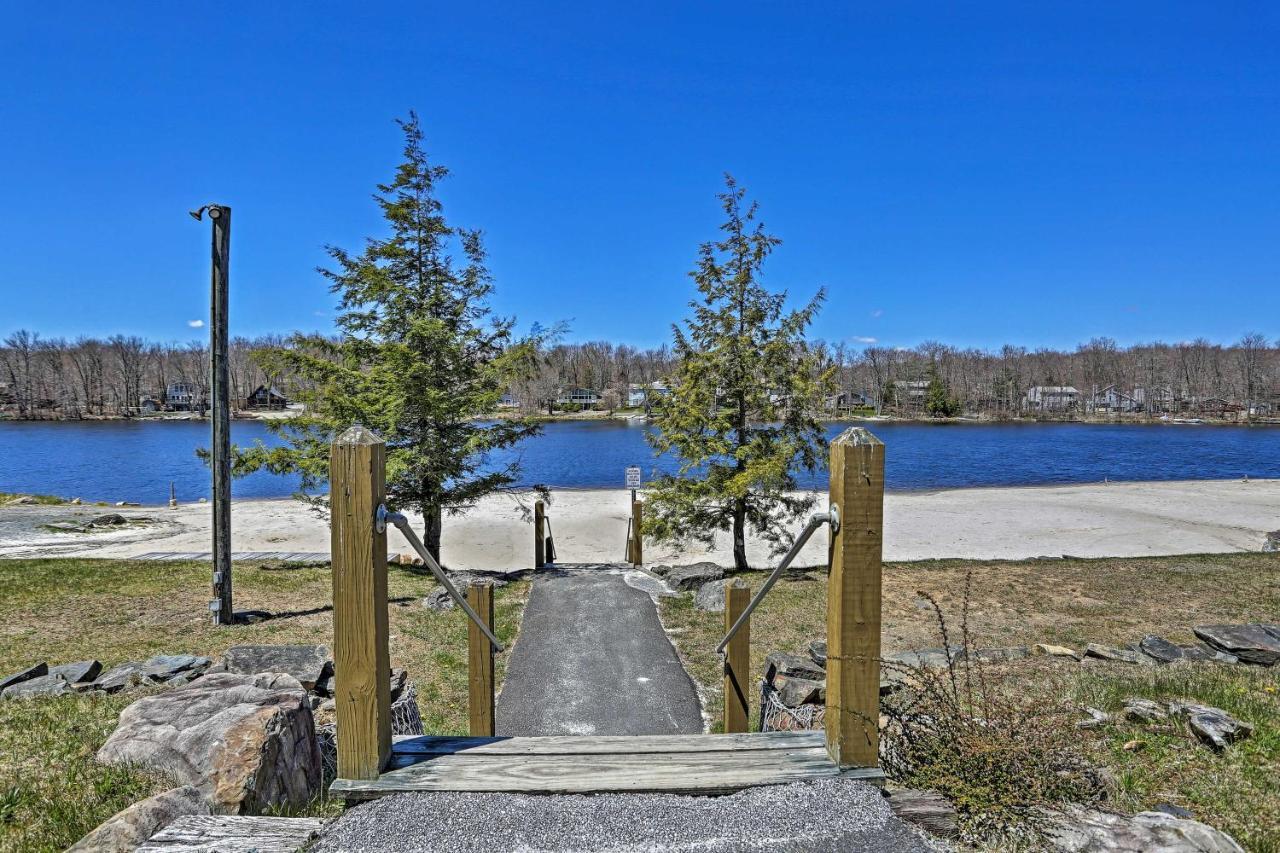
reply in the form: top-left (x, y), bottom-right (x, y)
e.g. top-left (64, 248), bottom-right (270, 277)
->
top-left (195, 204), bottom-right (233, 625)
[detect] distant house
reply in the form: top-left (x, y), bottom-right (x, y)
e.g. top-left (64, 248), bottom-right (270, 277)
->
top-left (246, 385), bottom-right (288, 409)
top-left (1023, 386), bottom-right (1079, 411)
top-left (826, 390), bottom-right (875, 413)
top-left (1198, 397), bottom-right (1243, 416)
top-left (1133, 385), bottom-right (1178, 413)
top-left (166, 382), bottom-right (201, 411)
top-left (1089, 385), bottom-right (1138, 413)
top-left (497, 392), bottom-right (520, 409)
top-left (139, 396), bottom-right (161, 413)
top-left (556, 388), bottom-right (602, 407)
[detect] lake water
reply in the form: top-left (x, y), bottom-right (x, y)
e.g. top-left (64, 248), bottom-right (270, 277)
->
top-left (1, 419), bottom-right (1278, 504)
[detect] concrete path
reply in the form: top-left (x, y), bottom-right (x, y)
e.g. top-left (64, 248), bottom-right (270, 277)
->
top-left (496, 566), bottom-right (704, 737)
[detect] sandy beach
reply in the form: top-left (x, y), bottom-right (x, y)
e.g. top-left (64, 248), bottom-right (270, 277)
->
top-left (2, 478), bottom-right (1276, 567)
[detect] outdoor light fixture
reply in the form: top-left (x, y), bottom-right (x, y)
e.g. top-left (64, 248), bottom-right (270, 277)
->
top-left (188, 204), bottom-right (225, 222)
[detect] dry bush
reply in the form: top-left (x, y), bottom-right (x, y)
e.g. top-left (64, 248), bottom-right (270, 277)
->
top-left (879, 573), bottom-right (1104, 847)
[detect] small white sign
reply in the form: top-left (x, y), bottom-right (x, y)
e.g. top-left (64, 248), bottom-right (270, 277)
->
top-left (625, 466), bottom-right (642, 488)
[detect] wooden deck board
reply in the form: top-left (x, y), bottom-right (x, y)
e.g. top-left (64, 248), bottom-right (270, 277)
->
top-left (332, 732), bottom-right (882, 799)
top-left (137, 816), bottom-right (325, 852)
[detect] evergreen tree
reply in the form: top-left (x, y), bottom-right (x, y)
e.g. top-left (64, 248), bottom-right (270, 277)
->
top-left (645, 175), bottom-right (833, 570)
top-left (237, 114), bottom-right (543, 562)
top-left (924, 366), bottom-right (961, 417)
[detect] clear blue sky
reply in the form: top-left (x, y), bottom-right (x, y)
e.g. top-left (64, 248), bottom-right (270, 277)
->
top-left (2, 3), bottom-right (1277, 351)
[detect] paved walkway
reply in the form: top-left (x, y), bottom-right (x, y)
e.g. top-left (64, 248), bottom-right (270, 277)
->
top-left (496, 566), bottom-right (704, 736)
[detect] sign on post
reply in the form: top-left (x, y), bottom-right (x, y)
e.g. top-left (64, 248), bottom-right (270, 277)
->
top-left (625, 465), bottom-right (642, 489)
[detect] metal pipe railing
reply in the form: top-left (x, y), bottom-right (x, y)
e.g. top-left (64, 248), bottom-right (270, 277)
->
top-left (377, 505), bottom-right (505, 652)
top-left (714, 505), bottom-right (839, 655)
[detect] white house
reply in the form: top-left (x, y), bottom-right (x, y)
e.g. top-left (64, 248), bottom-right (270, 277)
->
top-left (556, 387), bottom-right (602, 407)
top-left (1023, 386), bottom-right (1079, 411)
top-left (1089, 385), bottom-right (1138, 413)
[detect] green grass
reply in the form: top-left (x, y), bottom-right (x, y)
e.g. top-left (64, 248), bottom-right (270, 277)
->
top-left (660, 552), bottom-right (1280, 849)
top-left (0, 492), bottom-right (66, 506)
top-left (0, 558), bottom-right (530, 852)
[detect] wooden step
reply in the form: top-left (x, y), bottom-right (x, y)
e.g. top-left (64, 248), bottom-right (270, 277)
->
top-left (331, 732), bottom-right (882, 799)
top-left (136, 816), bottom-right (325, 852)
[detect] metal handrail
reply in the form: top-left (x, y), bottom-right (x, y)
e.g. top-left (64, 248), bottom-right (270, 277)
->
top-left (377, 505), bottom-right (505, 652)
top-left (714, 505), bottom-right (839, 655)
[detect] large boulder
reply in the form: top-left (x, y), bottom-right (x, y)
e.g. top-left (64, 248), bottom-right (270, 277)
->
top-left (1193, 624), bottom-right (1280, 666)
top-left (50, 659), bottom-right (102, 683)
top-left (0, 662), bottom-right (47, 692)
top-left (665, 562), bottom-right (725, 592)
top-left (68, 785), bottom-right (209, 852)
top-left (1048, 806), bottom-right (1244, 852)
top-left (693, 577), bottom-right (741, 613)
top-left (222, 645), bottom-right (332, 690)
top-left (97, 672), bottom-right (322, 814)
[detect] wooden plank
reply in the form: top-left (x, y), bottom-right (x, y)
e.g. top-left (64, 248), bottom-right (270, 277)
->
top-left (534, 500), bottom-right (545, 568)
top-left (208, 205), bottom-right (232, 625)
top-left (330, 426), bottom-right (391, 780)
top-left (630, 499), bottom-right (644, 565)
top-left (467, 583), bottom-right (495, 736)
top-left (390, 731), bottom-right (828, 756)
top-left (723, 581), bottom-right (751, 733)
top-left (137, 815), bottom-right (324, 852)
top-left (333, 748), bottom-right (880, 798)
top-left (825, 427), bottom-right (884, 769)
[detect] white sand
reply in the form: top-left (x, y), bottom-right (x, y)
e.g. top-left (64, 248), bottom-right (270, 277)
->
top-left (9, 479), bottom-right (1277, 568)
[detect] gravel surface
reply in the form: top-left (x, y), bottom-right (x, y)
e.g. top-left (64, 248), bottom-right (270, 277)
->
top-left (314, 779), bottom-right (943, 852)
top-left (496, 566), bottom-right (703, 736)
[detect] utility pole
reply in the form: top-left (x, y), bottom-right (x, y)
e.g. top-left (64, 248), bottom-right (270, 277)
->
top-left (192, 203), bottom-right (233, 624)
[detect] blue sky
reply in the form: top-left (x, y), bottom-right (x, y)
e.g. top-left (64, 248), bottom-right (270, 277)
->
top-left (1, 3), bottom-right (1277, 351)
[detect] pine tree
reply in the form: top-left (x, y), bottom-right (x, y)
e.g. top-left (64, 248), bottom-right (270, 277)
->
top-left (645, 175), bottom-right (833, 570)
top-left (924, 366), bottom-right (961, 417)
top-left (237, 114), bottom-right (543, 562)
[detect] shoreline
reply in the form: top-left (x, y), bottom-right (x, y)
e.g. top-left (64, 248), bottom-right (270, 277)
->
top-left (3, 478), bottom-right (1277, 567)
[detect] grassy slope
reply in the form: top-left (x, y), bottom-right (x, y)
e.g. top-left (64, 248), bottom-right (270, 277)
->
top-left (0, 558), bottom-right (529, 852)
top-left (660, 552), bottom-right (1280, 850)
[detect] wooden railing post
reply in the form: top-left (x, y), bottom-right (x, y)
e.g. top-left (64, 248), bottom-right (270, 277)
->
top-left (330, 426), bottom-right (391, 780)
top-left (723, 580), bottom-right (750, 733)
top-left (825, 427), bottom-right (884, 769)
top-left (630, 499), bottom-right (644, 566)
top-left (467, 582), bottom-right (496, 736)
top-left (534, 500), bottom-right (546, 569)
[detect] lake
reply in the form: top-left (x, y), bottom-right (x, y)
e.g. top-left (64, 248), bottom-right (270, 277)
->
top-left (1, 419), bottom-right (1278, 504)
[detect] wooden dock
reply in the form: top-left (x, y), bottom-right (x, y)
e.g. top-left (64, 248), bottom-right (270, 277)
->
top-left (330, 732), bottom-right (882, 800)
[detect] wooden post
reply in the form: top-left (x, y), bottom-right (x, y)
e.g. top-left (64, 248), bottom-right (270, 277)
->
top-left (330, 426), bottom-right (391, 780)
top-left (207, 204), bottom-right (233, 624)
top-left (825, 427), bottom-right (884, 769)
top-left (534, 500), bottom-right (546, 569)
top-left (723, 580), bottom-right (750, 733)
top-left (467, 582), bottom-right (496, 736)
top-left (630, 499), bottom-right (644, 566)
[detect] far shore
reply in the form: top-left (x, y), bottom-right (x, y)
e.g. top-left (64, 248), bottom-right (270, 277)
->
top-left (3, 478), bottom-right (1276, 568)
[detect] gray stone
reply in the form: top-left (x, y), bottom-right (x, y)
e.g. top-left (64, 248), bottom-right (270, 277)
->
top-left (389, 668), bottom-right (409, 702)
top-left (1084, 643), bottom-right (1143, 664)
top-left (1123, 697), bottom-right (1168, 723)
top-left (2, 673), bottom-right (72, 699)
top-left (774, 674), bottom-right (825, 707)
top-left (68, 785), bottom-right (209, 852)
top-left (1049, 806), bottom-right (1245, 852)
top-left (1170, 701), bottom-right (1254, 751)
top-left (1263, 530), bottom-right (1280, 552)
top-left (693, 577), bottom-right (740, 613)
top-left (0, 662), bottom-right (47, 692)
top-left (764, 651), bottom-right (826, 685)
top-left (665, 562), bottom-right (725, 592)
top-left (49, 659), bottom-right (102, 683)
top-left (89, 513), bottom-right (128, 526)
top-left (1139, 635), bottom-right (1187, 664)
top-left (97, 672), bottom-right (321, 814)
top-left (1193, 624), bottom-right (1280, 666)
top-left (222, 644), bottom-right (332, 690)
top-left (964, 646), bottom-right (1030, 663)
top-left (1156, 803), bottom-right (1195, 819)
top-left (422, 588), bottom-right (455, 611)
top-left (449, 572), bottom-right (509, 590)
top-left (808, 639), bottom-right (827, 666)
top-left (94, 661), bottom-right (148, 692)
top-left (1076, 707), bottom-right (1111, 730)
top-left (94, 654), bottom-right (212, 693)
top-left (44, 521), bottom-right (87, 533)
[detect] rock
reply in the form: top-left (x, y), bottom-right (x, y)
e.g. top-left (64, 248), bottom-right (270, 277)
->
top-left (964, 646), bottom-right (1030, 663)
top-left (97, 672), bottom-right (321, 814)
top-left (1033, 643), bottom-right (1082, 661)
top-left (389, 668), bottom-right (408, 702)
top-left (648, 564), bottom-right (673, 577)
top-left (1139, 635), bottom-right (1187, 664)
top-left (94, 654), bottom-right (212, 693)
top-left (222, 645), bottom-right (332, 690)
top-left (44, 521), bottom-right (87, 533)
top-left (422, 588), bottom-right (455, 611)
top-left (1263, 530), bottom-right (1280, 552)
top-left (808, 640), bottom-right (827, 666)
top-left (1085, 643), bottom-right (1143, 664)
top-left (70, 497), bottom-right (82, 504)
top-left (1170, 701), bottom-right (1254, 751)
top-left (1048, 805), bottom-right (1245, 852)
top-left (0, 662), bottom-right (48, 692)
top-left (49, 659), bottom-right (102, 683)
top-left (449, 571), bottom-right (510, 590)
top-left (90, 513), bottom-right (128, 526)
top-left (764, 651), bottom-right (826, 685)
top-left (885, 789), bottom-right (958, 839)
top-left (1123, 697), bottom-right (1168, 723)
top-left (1076, 707), bottom-right (1111, 729)
top-left (1122, 739), bottom-right (1145, 752)
top-left (2, 673), bottom-right (73, 699)
top-left (889, 647), bottom-right (957, 670)
top-left (1193, 624), bottom-right (1280, 666)
top-left (314, 698), bottom-right (336, 728)
top-left (9, 495), bottom-right (37, 505)
top-left (1156, 803), bottom-right (1195, 819)
top-left (665, 562), bottom-right (725, 592)
top-left (68, 785), bottom-right (209, 852)
top-left (774, 674), bottom-right (825, 707)
top-left (693, 577), bottom-right (741, 612)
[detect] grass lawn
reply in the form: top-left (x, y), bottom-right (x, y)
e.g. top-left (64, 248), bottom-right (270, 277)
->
top-left (660, 552), bottom-right (1280, 850)
top-left (0, 558), bottom-right (529, 853)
